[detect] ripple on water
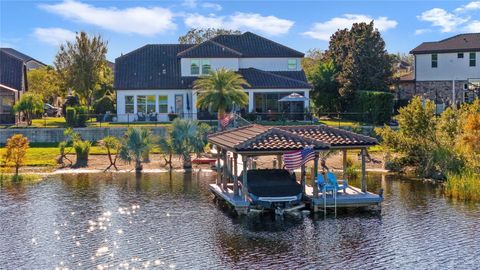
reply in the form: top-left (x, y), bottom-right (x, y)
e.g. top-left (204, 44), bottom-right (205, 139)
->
top-left (0, 172), bottom-right (479, 269)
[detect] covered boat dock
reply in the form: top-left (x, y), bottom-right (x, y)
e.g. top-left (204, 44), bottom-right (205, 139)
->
top-left (208, 124), bottom-right (382, 215)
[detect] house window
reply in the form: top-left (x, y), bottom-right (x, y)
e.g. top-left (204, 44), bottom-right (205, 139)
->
top-left (458, 53), bottom-right (464, 58)
top-left (201, 60), bottom-right (211, 74)
top-left (136, 96), bottom-right (146, 113)
top-left (125, 96), bottom-right (134, 113)
top-left (469, 52), bottom-right (476, 67)
top-left (191, 59), bottom-right (200, 75)
top-left (431, 54), bottom-right (438, 68)
top-left (146, 95), bottom-right (156, 113)
top-left (158, 95), bottom-right (168, 113)
top-left (288, 59), bottom-right (297, 70)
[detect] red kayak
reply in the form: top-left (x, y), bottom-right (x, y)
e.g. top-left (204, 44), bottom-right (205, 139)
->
top-left (192, 158), bottom-right (217, 164)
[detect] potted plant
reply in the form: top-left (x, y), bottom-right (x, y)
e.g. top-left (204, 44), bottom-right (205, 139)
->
top-left (168, 108), bottom-right (178, 121)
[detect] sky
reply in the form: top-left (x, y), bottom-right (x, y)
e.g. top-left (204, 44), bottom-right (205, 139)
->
top-left (1, 0), bottom-right (479, 65)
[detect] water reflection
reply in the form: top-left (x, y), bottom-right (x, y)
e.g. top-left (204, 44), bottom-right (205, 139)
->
top-left (0, 172), bottom-right (479, 269)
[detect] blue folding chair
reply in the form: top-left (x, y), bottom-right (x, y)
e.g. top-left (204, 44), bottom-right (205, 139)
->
top-left (316, 174), bottom-right (336, 194)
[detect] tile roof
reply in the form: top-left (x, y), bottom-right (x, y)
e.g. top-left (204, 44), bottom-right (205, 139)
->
top-left (0, 50), bottom-right (26, 91)
top-left (177, 40), bottom-right (243, 58)
top-left (239, 68), bottom-right (311, 89)
top-left (279, 125), bottom-right (378, 147)
top-left (208, 124), bottom-right (329, 153)
top-left (0, 48), bottom-right (46, 66)
top-left (210, 32), bottom-right (304, 57)
top-left (410, 33), bottom-right (480, 54)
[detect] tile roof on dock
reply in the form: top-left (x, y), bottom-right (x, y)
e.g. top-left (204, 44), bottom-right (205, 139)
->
top-left (208, 124), bottom-right (377, 154)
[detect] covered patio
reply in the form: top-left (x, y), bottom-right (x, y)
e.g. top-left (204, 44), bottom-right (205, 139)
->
top-left (207, 124), bottom-right (382, 215)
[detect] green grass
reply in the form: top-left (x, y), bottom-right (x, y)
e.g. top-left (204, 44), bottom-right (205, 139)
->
top-left (445, 170), bottom-right (480, 202)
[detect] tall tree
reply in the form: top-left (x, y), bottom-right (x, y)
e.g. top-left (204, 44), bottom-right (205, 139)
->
top-left (194, 68), bottom-right (249, 126)
top-left (326, 22), bottom-right (393, 106)
top-left (178, 28), bottom-right (242, 44)
top-left (27, 66), bottom-right (64, 104)
top-left (308, 59), bottom-right (340, 113)
top-left (13, 93), bottom-right (44, 125)
top-left (301, 48), bottom-right (324, 76)
top-left (54, 32), bottom-right (108, 108)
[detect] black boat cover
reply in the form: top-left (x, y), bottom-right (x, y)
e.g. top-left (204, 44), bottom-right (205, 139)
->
top-left (239, 169), bottom-right (302, 197)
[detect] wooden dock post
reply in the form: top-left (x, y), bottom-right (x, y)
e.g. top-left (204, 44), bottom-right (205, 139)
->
top-left (361, 148), bottom-right (367, 193)
top-left (300, 164), bottom-right (306, 194)
top-left (242, 155), bottom-right (248, 200)
top-left (342, 149), bottom-right (347, 178)
top-left (277, 154), bottom-right (283, 169)
top-left (233, 153), bottom-right (239, 197)
top-left (222, 149), bottom-right (228, 190)
top-left (313, 153), bottom-right (319, 198)
top-left (216, 145), bottom-right (221, 186)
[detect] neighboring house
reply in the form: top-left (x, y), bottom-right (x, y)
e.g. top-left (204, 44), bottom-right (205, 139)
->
top-left (0, 48), bottom-right (46, 71)
top-left (114, 32), bottom-right (311, 122)
top-left (409, 33), bottom-right (480, 105)
top-left (0, 48), bottom-right (46, 124)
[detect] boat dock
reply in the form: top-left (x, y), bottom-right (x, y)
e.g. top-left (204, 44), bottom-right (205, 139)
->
top-left (207, 124), bottom-right (383, 215)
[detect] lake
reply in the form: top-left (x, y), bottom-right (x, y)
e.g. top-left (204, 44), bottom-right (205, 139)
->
top-left (1, 171), bottom-right (479, 269)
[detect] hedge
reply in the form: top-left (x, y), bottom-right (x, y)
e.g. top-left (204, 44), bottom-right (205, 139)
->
top-left (347, 91), bottom-right (394, 125)
top-left (64, 106), bottom-right (88, 127)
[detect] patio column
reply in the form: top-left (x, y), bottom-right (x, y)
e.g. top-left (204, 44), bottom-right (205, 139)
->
top-left (222, 149), bottom-right (228, 191)
top-left (313, 153), bottom-right (319, 198)
top-left (248, 91), bottom-right (254, 113)
top-left (361, 148), bottom-right (367, 193)
top-left (342, 149), bottom-right (347, 178)
top-left (242, 155), bottom-right (248, 200)
top-left (233, 153), bottom-right (239, 197)
top-left (216, 146), bottom-right (221, 186)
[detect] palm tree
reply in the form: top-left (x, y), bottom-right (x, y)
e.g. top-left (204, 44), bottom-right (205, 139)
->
top-left (119, 128), bottom-right (153, 172)
top-left (194, 68), bottom-right (250, 129)
top-left (170, 118), bottom-right (210, 169)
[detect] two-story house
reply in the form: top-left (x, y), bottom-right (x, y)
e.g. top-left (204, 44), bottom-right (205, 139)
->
top-left (409, 33), bottom-right (480, 105)
top-left (114, 32), bottom-right (311, 122)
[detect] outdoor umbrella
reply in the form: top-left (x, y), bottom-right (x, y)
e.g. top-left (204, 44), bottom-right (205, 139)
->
top-left (278, 93), bottom-right (309, 102)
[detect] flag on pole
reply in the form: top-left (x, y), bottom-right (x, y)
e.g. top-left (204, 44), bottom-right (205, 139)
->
top-left (283, 146), bottom-right (315, 170)
top-left (220, 113), bottom-right (233, 128)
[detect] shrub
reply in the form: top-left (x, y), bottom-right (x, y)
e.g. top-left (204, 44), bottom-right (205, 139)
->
top-left (65, 107), bottom-right (76, 127)
top-left (347, 91), bottom-right (394, 125)
top-left (445, 170), bottom-right (480, 201)
top-left (3, 134), bottom-right (29, 176)
top-left (13, 93), bottom-right (44, 125)
top-left (73, 140), bottom-right (91, 167)
top-left (75, 106), bottom-right (88, 127)
top-left (62, 95), bottom-right (80, 116)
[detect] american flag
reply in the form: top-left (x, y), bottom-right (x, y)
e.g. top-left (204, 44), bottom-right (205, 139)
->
top-left (220, 113), bottom-right (233, 128)
top-left (283, 146), bottom-right (316, 170)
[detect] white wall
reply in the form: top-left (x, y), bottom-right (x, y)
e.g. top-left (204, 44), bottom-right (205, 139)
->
top-left (116, 89), bottom-right (196, 122)
top-left (181, 58), bottom-right (239, 76)
top-left (239, 58), bottom-right (302, 71)
top-left (415, 52), bottom-right (480, 81)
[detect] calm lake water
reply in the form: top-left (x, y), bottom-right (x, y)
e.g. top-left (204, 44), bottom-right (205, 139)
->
top-left (1, 171), bottom-right (479, 269)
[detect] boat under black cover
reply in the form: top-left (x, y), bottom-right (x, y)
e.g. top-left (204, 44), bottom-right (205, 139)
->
top-left (239, 169), bottom-right (303, 209)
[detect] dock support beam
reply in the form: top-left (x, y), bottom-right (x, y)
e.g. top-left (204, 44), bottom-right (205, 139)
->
top-left (216, 145), bottom-right (221, 186)
top-left (342, 149), bottom-right (347, 178)
top-left (222, 149), bottom-right (228, 191)
top-left (242, 155), bottom-right (248, 200)
top-left (313, 153), bottom-right (319, 198)
top-left (361, 148), bottom-right (367, 193)
top-left (300, 164), bottom-right (306, 194)
top-left (277, 155), bottom-right (283, 169)
top-left (233, 153), bottom-right (239, 197)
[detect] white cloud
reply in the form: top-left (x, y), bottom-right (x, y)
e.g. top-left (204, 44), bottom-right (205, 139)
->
top-left (182, 0), bottom-right (197, 9)
top-left (184, 12), bottom-right (294, 35)
top-left (465, 20), bottom-right (480, 32)
top-left (302, 14), bottom-right (397, 41)
top-left (202, 2), bottom-right (222, 11)
top-left (417, 8), bottom-right (468, 33)
top-left (414, 28), bottom-right (432, 35)
top-left (33, 27), bottom-right (76, 46)
top-left (40, 0), bottom-right (176, 36)
top-left (455, 1), bottom-right (480, 12)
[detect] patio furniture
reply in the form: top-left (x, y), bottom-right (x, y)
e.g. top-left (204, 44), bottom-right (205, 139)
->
top-left (137, 112), bottom-right (146, 121)
top-left (326, 172), bottom-right (348, 193)
top-left (316, 174), bottom-right (337, 195)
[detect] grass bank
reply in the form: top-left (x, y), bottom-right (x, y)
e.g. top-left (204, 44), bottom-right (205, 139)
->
top-left (445, 171), bottom-right (480, 202)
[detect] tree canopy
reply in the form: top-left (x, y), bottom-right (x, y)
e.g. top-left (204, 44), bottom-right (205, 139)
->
top-left (54, 31), bottom-right (109, 107)
top-left (27, 66), bottom-right (64, 104)
top-left (178, 28), bottom-right (242, 44)
top-left (13, 93), bottom-right (44, 125)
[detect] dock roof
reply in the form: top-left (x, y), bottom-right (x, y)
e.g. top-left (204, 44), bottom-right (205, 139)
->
top-left (208, 124), bottom-right (377, 154)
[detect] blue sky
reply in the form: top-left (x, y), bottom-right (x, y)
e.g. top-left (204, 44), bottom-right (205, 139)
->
top-left (1, 0), bottom-right (479, 64)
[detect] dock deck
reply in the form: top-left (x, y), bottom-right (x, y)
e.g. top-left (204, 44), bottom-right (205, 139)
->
top-left (305, 185), bottom-right (382, 210)
top-left (209, 184), bottom-right (250, 214)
